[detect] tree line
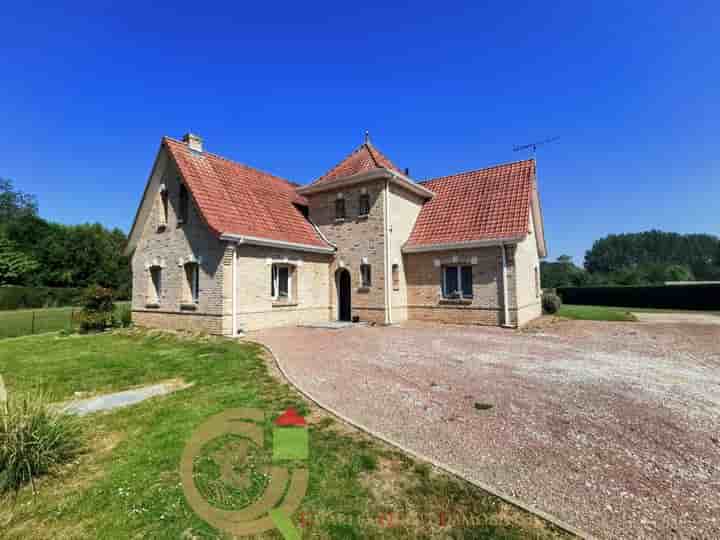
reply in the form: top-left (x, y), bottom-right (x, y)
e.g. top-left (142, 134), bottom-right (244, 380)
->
top-left (0, 179), bottom-right (131, 297)
top-left (542, 231), bottom-right (720, 288)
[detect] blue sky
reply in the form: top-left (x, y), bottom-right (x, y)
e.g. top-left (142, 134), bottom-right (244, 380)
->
top-left (2, 1), bottom-right (718, 264)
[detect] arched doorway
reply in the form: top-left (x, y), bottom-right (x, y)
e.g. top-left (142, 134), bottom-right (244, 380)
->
top-left (337, 269), bottom-right (352, 321)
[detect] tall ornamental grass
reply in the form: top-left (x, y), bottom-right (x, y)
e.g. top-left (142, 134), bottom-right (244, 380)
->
top-left (0, 392), bottom-right (82, 495)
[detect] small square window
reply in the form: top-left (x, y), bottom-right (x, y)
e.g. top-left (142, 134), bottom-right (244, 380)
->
top-left (359, 193), bottom-right (370, 216)
top-left (360, 264), bottom-right (372, 288)
top-left (335, 198), bottom-right (346, 220)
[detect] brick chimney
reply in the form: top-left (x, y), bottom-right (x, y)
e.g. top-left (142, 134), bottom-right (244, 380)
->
top-left (182, 132), bottom-right (203, 152)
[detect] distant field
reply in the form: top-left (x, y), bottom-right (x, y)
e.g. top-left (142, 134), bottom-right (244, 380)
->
top-left (0, 303), bottom-right (130, 339)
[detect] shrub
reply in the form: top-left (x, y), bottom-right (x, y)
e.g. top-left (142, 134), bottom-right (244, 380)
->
top-left (0, 392), bottom-right (82, 495)
top-left (79, 285), bottom-right (115, 332)
top-left (114, 303), bottom-right (132, 328)
top-left (557, 284), bottom-right (720, 310)
top-left (542, 292), bottom-right (562, 314)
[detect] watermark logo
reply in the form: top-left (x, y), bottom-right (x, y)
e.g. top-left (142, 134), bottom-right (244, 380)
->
top-left (180, 407), bottom-right (309, 538)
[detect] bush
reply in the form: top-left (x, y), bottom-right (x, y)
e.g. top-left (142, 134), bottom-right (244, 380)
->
top-left (542, 292), bottom-right (562, 314)
top-left (0, 286), bottom-right (84, 311)
top-left (115, 303), bottom-right (132, 328)
top-left (79, 285), bottom-right (115, 332)
top-left (0, 392), bottom-right (82, 495)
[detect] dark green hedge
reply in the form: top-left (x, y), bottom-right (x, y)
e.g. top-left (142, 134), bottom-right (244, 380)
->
top-left (557, 284), bottom-right (720, 311)
top-left (0, 286), bottom-right (85, 310)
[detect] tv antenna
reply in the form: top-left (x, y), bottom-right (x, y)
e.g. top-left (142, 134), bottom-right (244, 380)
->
top-left (513, 136), bottom-right (560, 155)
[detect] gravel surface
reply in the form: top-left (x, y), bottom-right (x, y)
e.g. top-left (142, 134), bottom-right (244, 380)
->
top-left (252, 319), bottom-right (720, 540)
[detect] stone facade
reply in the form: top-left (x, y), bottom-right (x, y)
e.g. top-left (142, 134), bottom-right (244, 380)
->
top-left (130, 150), bottom-right (228, 334)
top-left (308, 179), bottom-right (389, 324)
top-left (405, 246), bottom-right (520, 326)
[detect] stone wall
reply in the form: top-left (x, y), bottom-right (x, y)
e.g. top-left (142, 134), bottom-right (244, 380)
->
top-left (308, 180), bottom-right (388, 324)
top-left (130, 150), bottom-right (228, 335)
top-left (235, 245), bottom-right (332, 331)
top-left (405, 246), bottom-right (520, 326)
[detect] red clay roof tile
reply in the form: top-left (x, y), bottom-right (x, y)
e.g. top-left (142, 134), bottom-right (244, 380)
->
top-left (312, 142), bottom-right (402, 185)
top-left (406, 159), bottom-right (535, 247)
top-left (163, 137), bottom-right (330, 248)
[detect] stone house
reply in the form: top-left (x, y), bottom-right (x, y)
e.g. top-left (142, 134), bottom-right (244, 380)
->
top-left (125, 133), bottom-right (547, 335)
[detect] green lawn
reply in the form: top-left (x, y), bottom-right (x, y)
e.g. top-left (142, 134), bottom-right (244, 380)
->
top-left (0, 330), bottom-right (570, 539)
top-left (557, 304), bottom-right (637, 321)
top-left (0, 303), bottom-right (130, 339)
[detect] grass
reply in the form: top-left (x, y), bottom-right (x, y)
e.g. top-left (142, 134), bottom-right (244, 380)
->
top-left (0, 330), bottom-right (571, 539)
top-left (0, 303), bottom-right (130, 339)
top-left (557, 304), bottom-right (637, 322)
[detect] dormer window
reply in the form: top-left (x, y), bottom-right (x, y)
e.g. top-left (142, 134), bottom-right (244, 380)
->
top-left (178, 182), bottom-right (189, 224)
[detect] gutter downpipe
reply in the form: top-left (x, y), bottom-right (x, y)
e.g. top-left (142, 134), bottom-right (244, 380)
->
top-left (501, 243), bottom-right (511, 327)
top-left (231, 245), bottom-right (238, 336)
top-left (384, 178), bottom-right (392, 325)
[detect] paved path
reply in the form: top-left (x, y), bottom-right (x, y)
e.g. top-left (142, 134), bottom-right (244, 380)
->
top-left (632, 311), bottom-right (720, 325)
top-left (251, 320), bottom-right (720, 540)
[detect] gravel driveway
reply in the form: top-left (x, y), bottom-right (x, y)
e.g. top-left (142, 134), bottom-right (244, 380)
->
top-left (251, 319), bottom-right (720, 539)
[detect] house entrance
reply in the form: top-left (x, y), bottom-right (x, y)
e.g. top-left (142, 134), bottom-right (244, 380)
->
top-left (337, 269), bottom-right (352, 321)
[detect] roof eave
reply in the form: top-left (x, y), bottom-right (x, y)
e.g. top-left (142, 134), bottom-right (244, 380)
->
top-left (402, 236), bottom-right (526, 254)
top-left (220, 233), bottom-right (336, 254)
top-left (297, 168), bottom-right (434, 199)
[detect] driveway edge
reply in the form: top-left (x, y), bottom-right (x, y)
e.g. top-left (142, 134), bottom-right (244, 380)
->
top-left (251, 339), bottom-right (596, 540)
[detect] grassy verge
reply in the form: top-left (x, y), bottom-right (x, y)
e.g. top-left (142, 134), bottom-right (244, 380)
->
top-left (0, 303), bottom-right (130, 339)
top-left (0, 330), bottom-right (571, 539)
top-left (557, 304), bottom-right (637, 322)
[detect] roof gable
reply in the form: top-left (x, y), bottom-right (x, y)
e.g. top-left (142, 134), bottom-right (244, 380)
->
top-left (405, 159), bottom-right (537, 249)
top-left (126, 137), bottom-right (331, 253)
top-left (312, 141), bottom-right (402, 186)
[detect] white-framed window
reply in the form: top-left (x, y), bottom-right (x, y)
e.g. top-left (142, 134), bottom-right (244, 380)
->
top-left (271, 264), bottom-right (292, 301)
top-left (360, 264), bottom-right (372, 288)
top-left (184, 262), bottom-right (200, 304)
top-left (149, 266), bottom-right (162, 304)
top-left (359, 193), bottom-right (370, 216)
top-left (442, 265), bottom-right (473, 299)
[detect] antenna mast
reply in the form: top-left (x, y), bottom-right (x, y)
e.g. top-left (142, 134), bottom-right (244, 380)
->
top-left (513, 136), bottom-right (560, 156)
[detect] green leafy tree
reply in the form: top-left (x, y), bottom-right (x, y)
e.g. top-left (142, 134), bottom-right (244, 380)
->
top-left (540, 255), bottom-right (590, 288)
top-left (0, 179), bottom-right (38, 223)
top-left (0, 235), bottom-right (39, 285)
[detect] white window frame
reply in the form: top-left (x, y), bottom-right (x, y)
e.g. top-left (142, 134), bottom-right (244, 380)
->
top-left (271, 263), bottom-right (293, 301)
top-left (442, 265), bottom-right (473, 299)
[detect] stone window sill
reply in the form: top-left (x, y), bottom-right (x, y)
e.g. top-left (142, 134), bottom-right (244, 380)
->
top-left (145, 303), bottom-right (160, 309)
top-left (272, 302), bottom-right (298, 308)
top-left (180, 303), bottom-right (198, 311)
top-left (439, 298), bottom-right (473, 305)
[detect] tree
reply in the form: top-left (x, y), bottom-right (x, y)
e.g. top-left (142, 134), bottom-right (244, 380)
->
top-left (540, 256), bottom-right (590, 288)
top-left (0, 235), bottom-right (39, 285)
top-left (0, 179), bottom-right (38, 223)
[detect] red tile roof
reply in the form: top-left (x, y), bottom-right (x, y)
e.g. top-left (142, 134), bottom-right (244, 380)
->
top-left (163, 137), bottom-right (330, 249)
top-left (406, 159), bottom-right (535, 248)
top-left (312, 141), bottom-right (402, 185)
